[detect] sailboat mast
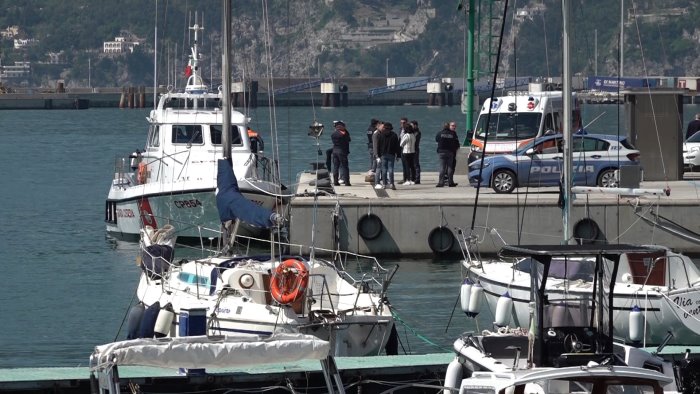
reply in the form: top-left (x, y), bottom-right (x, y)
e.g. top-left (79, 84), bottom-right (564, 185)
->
top-left (562, 0), bottom-right (573, 242)
top-left (221, 0), bottom-right (232, 159)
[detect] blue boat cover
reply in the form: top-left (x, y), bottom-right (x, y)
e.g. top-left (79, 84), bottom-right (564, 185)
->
top-left (216, 159), bottom-right (274, 228)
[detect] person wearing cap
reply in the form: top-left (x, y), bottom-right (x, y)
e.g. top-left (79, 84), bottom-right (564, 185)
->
top-left (331, 120), bottom-right (351, 186)
top-left (435, 121), bottom-right (460, 187)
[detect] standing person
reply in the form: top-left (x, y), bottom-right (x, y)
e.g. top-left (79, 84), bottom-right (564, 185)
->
top-left (687, 113), bottom-right (700, 140)
top-left (400, 122), bottom-right (417, 185)
top-left (399, 117), bottom-right (409, 184)
top-left (372, 121), bottom-right (384, 187)
top-left (435, 121), bottom-right (460, 187)
top-left (331, 120), bottom-right (351, 186)
top-left (375, 122), bottom-right (400, 190)
top-left (411, 120), bottom-right (422, 184)
top-left (366, 118), bottom-right (379, 175)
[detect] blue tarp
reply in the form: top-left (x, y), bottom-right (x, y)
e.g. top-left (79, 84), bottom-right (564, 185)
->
top-left (216, 159), bottom-right (274, 228)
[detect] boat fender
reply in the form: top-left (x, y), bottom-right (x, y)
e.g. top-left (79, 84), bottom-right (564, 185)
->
top-left (460, 278), bottom-right (473, 315)
top-left (443, 357), bottom-right (463, 394)
top-left (154, 302), bottom-right (175, 338)
top-left (357, 213), bottom-right (383, 240)
top-left (126, 302), bottom-right (145, 340)
top-left (138, 301), bottom-right (160, 339)
top-left (468, 282), bottom-right (483, 317)
top-left (573, 218), bottom-right (601, 244)
top-left (270, 259), bottom-right (309, 305)
top-left (494, 292), bottom-right (513, 327)
top-left (629, 305), bottom-right (643, 343)
top-left (428, 226), bottom-right (455, 254)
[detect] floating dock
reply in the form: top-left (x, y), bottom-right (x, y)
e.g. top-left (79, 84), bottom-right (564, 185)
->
top-left (289, 170), bottom-right (700, 256)
top-left (0, 353), bottom-right (452, 393)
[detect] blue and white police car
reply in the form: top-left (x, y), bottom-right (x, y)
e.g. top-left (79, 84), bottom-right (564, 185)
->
top-left (468, 133), bottom-right (641, 193)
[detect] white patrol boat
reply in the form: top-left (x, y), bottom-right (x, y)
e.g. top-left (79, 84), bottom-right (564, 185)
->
top-left (104, 23), bottom-right (281, 243)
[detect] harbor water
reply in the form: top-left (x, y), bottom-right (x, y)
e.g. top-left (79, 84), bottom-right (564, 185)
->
top-left (1, 104), bottom-right (698, 368)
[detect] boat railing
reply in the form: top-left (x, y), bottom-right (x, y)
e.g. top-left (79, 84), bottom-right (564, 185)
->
top-left (228, 232), bottom-right (393, 295)
top-left (111, 154), bottom-right (138, 188)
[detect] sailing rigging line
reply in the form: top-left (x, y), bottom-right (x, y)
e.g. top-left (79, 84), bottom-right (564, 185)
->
top-left (469, 0), bottom-right (510, 233)
top-left (260, 0), bottom-right (283, 212)
top-left (630, 1), bottom-right (669, 187)
top-left (540, 3), bottom-right (551, 81)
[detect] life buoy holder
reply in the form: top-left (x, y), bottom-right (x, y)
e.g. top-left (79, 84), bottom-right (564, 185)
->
top-left (428, 226), bottom-right (455, 254)
top-left (357, 213), bottom-right (383, 240)
top-left (270, 259), bottom-right (309, 305)
top-left (137, 162), bottom-right (147, 184)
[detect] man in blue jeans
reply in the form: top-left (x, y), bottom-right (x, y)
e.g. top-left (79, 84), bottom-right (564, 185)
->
top-left (375, 122), bottom-right (400, 190)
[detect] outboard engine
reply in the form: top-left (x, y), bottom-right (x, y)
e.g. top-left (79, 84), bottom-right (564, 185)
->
top-left (674, 351), bottom-right (700, 394)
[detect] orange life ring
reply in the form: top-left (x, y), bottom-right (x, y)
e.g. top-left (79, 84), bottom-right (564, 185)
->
top-left (137, 162), bottom-right (147, 184)
top-left (270, 259), bottom-right (309, 305)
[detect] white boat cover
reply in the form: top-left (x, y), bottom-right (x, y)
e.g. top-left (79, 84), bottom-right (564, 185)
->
top-left (91, 333), bottom-right (330, 370)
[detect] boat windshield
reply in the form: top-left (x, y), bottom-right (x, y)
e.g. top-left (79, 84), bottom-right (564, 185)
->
top-left (474, 112), bottom-right (542, 141)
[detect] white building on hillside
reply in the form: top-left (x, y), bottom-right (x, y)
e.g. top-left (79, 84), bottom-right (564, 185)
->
top-left (103, 36), bottom-right (140, 54)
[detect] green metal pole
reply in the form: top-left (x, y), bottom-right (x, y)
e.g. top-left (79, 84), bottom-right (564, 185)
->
top-left (465, 0), bottom-right (475, 145)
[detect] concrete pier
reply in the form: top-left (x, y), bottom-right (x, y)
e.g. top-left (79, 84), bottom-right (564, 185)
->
top-left (289, 171), bottom-right (700, 256)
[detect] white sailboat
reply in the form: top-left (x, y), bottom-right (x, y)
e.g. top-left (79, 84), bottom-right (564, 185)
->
top-left (457, 0), bottom-right (700, 348)
top-left (445, 1), bottom-right (699, 393)
top-left (123, 3), bottom-right (397, 358)
top-left (105, 20), bottom-right (281, 243)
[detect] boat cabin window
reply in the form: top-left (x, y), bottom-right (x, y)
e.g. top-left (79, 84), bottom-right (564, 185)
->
top-left (147, 125), bottom-right (160, 148)
top-left (210, 125), bottom-right (243, 146)
top-left (474, 112), bottom-right (543, 140)
top-left (177, 272), bottom-right (210, 287)
top-left (172, 125), bottom-right (203, 144)
top-left (515, 257), bottom-right (594, 281)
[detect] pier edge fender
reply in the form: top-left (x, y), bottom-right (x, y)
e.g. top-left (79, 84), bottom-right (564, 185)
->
top-left (357, 213), bottom-right (383, 240)
top-left (573, 218), bottom-right (602, 244)
top-left (428, 226), bottom-right (455, 254)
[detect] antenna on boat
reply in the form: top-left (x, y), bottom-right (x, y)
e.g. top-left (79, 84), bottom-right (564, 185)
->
top-left (153, 0), bottom-right (158, 109)
top-left (221, 0), bottom-right (232, 160)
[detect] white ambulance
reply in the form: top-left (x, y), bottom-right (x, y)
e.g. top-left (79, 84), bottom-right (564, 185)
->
top-left (468, 84), bottom-right (580, 162)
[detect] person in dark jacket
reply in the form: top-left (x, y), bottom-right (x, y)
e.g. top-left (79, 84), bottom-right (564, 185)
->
top-left (375, 122), bottom-right (400, 190)
top-left (686, 113), bottom-right (700, 140)
top-left (331, 120), bottom-right (351, 186)
top-left (366, 118), bottom-right (379, 174)
top-left (411, 120), bottom-right (422, 184)
top-left (435, 121), bottom-right (460, 187)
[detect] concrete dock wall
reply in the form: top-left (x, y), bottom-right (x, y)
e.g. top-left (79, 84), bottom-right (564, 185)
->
top-left (289, 172), bottom-right (700, 256)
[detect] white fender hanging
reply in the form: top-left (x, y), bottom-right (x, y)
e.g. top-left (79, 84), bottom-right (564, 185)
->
top-left (467, 282), bottom-right (483, 317)
top-left (494, 291), bottom-right (513, 327)
top-left (629, 305), bottom-right (643, 343)
top-left (443, 357), bottom-right (463, 394)
top-left (460, 278), bottom-right (473, 315)
top-left (154, 303), bottom-right (175, 338)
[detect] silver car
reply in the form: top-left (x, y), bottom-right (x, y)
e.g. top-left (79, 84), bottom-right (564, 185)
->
top-left (683, 132), bottom-right (700, 172)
